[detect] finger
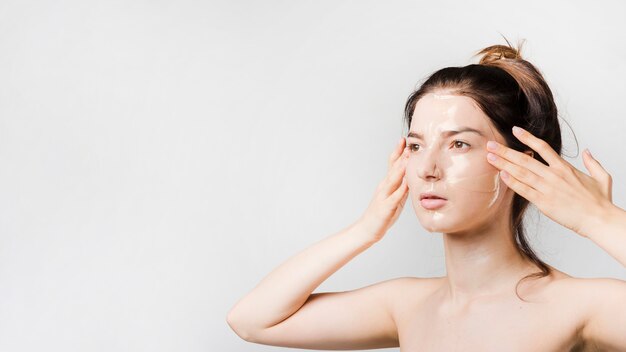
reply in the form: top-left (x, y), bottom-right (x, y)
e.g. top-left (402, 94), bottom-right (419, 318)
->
top-left (486, 140), bottom-right (552, 179)
top-left (582, 148), bottom-right (611, 181)
top-left (486, 151), bottom-right (549, 194)
top-left (377, 148), bottom-right (406, 194)
top-left (499, 170), bottom-right (541, 204)
top-left (400, 185), bottom-right (409, 204)
top-left (383, 152), bottom-right (408, 196)
top-left (511, 126), bottom-right (563, 167)
top-left (389, 177), bottom-right (408, 203)
top-left (388, 137), bottom-right (406, 170)
top-left (583, 149), bottom-right (613, 201)
top-left (391, 182), bottom-right (409, 220)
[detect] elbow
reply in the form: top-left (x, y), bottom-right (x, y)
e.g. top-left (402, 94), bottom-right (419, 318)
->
top-left (226, 311), bottom-right (255, 342)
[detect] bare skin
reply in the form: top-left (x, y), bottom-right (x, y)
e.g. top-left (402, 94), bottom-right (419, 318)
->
top-left (226, 94), bottom-right (626, 351)
top-left (392, 272), bottom-right (612, 351)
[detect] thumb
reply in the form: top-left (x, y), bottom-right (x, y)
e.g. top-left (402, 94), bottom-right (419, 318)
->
top-left (582, 148), bottom-right (613, 201)
top-left (582, 148), bottom-right (606, 179)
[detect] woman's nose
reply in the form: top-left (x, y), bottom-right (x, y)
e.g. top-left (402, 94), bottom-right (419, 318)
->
top-left (416, 149), bottom-right (442, 181)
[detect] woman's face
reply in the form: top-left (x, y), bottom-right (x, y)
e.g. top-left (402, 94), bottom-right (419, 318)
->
top-left (405, 92), bottom-right (510, 233)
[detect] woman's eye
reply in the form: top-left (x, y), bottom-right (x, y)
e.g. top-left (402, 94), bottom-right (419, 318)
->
top-left (453, 140), bottom-right (470, 149)
top-left (408, 141), bottom-right (469, 152)
top-left (408, 143), bottom-right (420, 152)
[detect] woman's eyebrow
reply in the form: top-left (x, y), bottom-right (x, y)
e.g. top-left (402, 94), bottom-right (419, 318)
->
top-left (407, 127), bottom-right (485, 139)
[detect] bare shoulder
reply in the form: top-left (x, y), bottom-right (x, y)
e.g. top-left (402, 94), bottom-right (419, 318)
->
top-left (546, 269), bottom-right (626, 349)
top-left (553, 270), bottom-right (626, 318)
top-left (514, 266), bottom-right (625, 310)
top-left (541, 268), bottom-right (626, 319)
top-left (374, 275), bottom-right (443, 296)
top-left (373, 276), bottom-right (444, 318)
top-left (546, 268), bottom-right (626, 297)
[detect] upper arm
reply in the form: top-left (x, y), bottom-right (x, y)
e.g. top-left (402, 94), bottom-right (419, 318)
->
top-left (580, 278), bottom-right (626, 350)
top-left (244, 277), bottom-right (411, 350)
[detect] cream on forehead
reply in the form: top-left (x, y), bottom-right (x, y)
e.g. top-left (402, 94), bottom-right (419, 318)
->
top-left (411, 93), bottom-right (489, 133)
top-left (431, 93), bottom-right (457, 99)
top-left (422, 92), bottom-right (481, 110)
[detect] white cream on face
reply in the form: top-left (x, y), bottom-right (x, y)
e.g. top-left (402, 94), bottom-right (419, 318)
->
top-left (405, 92), bottom-right (507, 233)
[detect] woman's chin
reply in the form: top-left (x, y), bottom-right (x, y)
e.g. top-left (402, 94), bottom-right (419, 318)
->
top-left (415, 209), bottom-right (480, 234)
top-left (419, 220), bottom-right (472, 234)
top-left (417, 216), bottom-right (455, 233)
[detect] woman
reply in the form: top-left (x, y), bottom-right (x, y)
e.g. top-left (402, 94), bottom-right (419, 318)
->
top-left (226, 40), bottom-right (626, 351)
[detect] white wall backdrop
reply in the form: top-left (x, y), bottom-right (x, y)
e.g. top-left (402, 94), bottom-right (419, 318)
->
top-left (1, 1), bottom-right (625, 351)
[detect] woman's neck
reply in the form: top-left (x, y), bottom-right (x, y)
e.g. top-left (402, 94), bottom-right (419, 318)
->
top-left (440, 214), bottom-right (536, 306)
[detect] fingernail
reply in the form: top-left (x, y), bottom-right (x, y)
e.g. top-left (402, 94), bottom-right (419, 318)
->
top-left (584, 148), bottom-right (593, 158)
top-left (500, 170), bottom-right (509, 179)
top-left (487, 152), bottom-right (497, 161)
top-left (486, 141), bottom-right (497, 150)
top-left (512, 126), bottom-right (523, 135)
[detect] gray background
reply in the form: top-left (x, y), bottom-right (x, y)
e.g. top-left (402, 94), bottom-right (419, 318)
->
top-left (1, 0), bottom-right (625, 351)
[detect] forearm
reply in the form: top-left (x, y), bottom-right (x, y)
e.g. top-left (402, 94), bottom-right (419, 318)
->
top-left (226, 220), bottom-right (377, 336)
top-left (585, 204), bottom-right (626, 267)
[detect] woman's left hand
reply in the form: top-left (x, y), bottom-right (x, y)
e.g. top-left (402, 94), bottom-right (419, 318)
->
top-left (485, 126), bottom-right (615, 238)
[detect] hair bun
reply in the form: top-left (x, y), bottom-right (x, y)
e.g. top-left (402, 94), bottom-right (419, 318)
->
top-left (475, 39), bottom-right (525, 65)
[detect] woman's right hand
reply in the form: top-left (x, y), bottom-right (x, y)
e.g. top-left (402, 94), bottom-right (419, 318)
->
top-left (357, 137), bottom-right (410, 243)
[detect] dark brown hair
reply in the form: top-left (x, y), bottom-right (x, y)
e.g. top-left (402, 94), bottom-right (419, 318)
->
top-left (403, 38), bottom-right (562, 300)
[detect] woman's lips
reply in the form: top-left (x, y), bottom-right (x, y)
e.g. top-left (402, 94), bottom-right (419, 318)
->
top-left (420, 198), bottom-right (448, 210)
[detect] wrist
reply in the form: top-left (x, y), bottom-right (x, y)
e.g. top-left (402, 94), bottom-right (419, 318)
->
top-left (350, 218), bottom-right (382, 246)
top-left (582, 203), bottom-right (624, 241)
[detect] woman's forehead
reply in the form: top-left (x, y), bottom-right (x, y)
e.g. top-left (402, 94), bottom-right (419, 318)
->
top-left (410, 93), bottom-right (493, 135)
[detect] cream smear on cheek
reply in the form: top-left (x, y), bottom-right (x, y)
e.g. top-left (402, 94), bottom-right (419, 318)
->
top-left (406, 92), bottom-right (505, 231)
